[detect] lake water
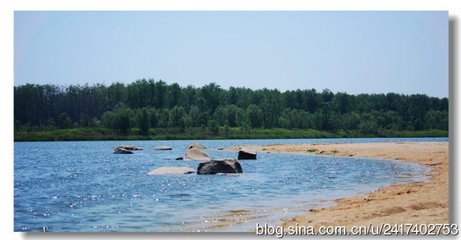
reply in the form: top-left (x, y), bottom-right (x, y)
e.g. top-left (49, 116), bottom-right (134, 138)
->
top-left (14, 138), bottom-right (446, 232)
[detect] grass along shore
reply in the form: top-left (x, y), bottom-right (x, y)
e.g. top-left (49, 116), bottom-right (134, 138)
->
top-left (14, 127), bottom-right (448, 141)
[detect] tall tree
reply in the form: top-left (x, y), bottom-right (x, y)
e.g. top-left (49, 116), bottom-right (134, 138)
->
top-left (139, 108), bottom-right (150, 135)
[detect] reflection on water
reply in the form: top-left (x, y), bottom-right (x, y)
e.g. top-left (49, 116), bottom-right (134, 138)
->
top-left (14, 138), bottom-right (442, 232)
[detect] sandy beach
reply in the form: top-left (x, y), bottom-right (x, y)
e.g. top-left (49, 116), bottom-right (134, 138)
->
top-left (227, 141), bottom-right (448, 230)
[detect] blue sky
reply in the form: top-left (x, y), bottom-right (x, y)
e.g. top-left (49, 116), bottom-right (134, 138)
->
top-left (15, 11), bottom-right (448, 97)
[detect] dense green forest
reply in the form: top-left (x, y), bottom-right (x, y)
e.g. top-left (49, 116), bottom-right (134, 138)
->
top-left (14, 79), bottom-right (448, 141)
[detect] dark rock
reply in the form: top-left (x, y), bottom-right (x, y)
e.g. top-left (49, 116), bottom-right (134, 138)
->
top-left (114, 148), bottom-right (134, 154)
top-left (238, 148), bottom-right (257, 160)
top-left (154, 146), bottom-right (173, 150)
top-left (115, 145), bottom-right (144, 151)
top-left (197, 159), bottom-right (243, 175)
top-left (176, 157), bottom-right (184, 160)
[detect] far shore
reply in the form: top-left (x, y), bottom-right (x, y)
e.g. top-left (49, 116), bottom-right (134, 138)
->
top-left (14, 127), bottom-right (448, 142)
top-left (226, 141), bottom-right (448, 230)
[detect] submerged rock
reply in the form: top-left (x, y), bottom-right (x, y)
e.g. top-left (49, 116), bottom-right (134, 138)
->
top-left (238, 149), bottom-right (257, 160)
top-left (115, 145), bottom-right (144, 151)
top-left (197, 159), bottom-right (243, 175)
top-left (147, 167), bottom-right (196, 175)
top-left (175, 157), bottom-right (184, 160)
top-left (113, 148), bottom-right (134, 154)
top-left (187, 143), bottom-right (207, 149)
top-left (184, 148), bottom-right (211, 161)
top-left (154, 146), bottom-right (173, 150)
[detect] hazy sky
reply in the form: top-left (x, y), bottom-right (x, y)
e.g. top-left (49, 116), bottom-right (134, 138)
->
top-left (15, 11), bottom-right (448, 97)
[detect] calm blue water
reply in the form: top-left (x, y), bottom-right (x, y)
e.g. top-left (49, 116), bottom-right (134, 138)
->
top-left (14, 138), bottom-right (446, 232)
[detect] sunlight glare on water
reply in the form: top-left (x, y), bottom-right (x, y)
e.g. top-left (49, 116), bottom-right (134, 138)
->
top-left (14, 138), bottom-right (443, 232)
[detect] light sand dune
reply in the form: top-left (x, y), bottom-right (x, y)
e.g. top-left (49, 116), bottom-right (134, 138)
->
top-left (226, 142), bottom-right (448, 230)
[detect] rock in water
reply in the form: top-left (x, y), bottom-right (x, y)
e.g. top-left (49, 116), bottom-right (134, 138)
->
top-left (113, 148), bottom-right (134, 154)
top-left (187, 143), bottom-right (206, 149)
top-left (197, 159), bottom-right (243, 175)
top-left (184, 148), bottom-right (211, 161)
top-left (154, 146), bottom-right (173, 150)
top-left (238, 149), bottom-right (257, 160)
top-left (115, 145), bottom-right (144, 151)
top-left (147, 167), bottom-right (196, 175)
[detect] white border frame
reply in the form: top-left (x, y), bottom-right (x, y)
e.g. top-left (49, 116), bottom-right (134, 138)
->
top-left (1, 1), bottom-right (459, 239)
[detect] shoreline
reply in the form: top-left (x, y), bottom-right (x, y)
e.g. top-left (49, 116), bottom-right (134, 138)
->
top-left (13, 128), bottom-right (448, 142)
top-left (226, 141), bottom-right (448, 230)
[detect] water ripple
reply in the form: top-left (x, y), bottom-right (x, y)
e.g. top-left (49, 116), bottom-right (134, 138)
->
top-left (14, 138), bottom-right (438, 232)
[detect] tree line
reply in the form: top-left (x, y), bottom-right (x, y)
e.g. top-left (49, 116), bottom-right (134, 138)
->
top-left (14, 79), bottom-right (449, 135)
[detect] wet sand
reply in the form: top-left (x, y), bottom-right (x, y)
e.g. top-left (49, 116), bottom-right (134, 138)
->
top-left (227, 142), bottom-right (448, 230)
